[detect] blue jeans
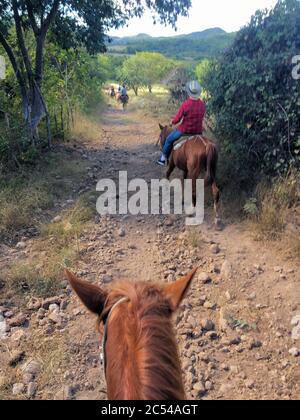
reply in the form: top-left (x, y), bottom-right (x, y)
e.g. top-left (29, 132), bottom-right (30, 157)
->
top-left (162, 129), bottom-right (183, 158)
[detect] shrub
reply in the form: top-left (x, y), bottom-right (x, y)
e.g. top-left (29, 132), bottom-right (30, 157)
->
top-left (203, 0), bottom-right (300, 185)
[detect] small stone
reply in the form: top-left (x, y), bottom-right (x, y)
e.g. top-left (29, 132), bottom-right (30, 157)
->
top-left (102, 274), bottom-right (113, 284)
top-left (198, 272), bottom-right (211, 284)
top-left (245, 379), bottom-right (255, 389)
top-left (203, 301), bottom-right (216, 310)
top-left (48, 312), bottom-right (63, 325)
top-left (219, 308), bottom-right (230, 332)
top-left (205, 381), bottom-right (213, 391)
top-left (49, 304), bottom-right (60, 313)
top-left (230, 365), bottom-right (239, 374)
top-left (16, 241), bottom-right (26, 250)
top-left (210, 244), bottom-right (220, 254)
top-left (192, 382), bottom-right (206, 397)
top-left (8, 313), bottom-right (27, 327)
top-left (225, 291), bottom-right (232, 301)
top-left (8, 350), bottom-right (25, 367)
top-left (22, 360), bottom-right (41, 376)
top-left (12, 383), bottom-right (25, 395)
top-left (289, 347), bottom-right (299, 357)
top-left (0, 315), bottom-right (7, 339)
top-left (223, 334), bottom-right (241, 346)
top-left (23, 373), bottom-right (34, 384)
top-left (219, 383), bottom-right (233, 394)
top-left (249, 339), bottom-right (262, 350)
top-left (26, 298), bottom-right (41, 311)
top-left (52, 216), bottom-right (62, 223)
top-left (201, 319), bottom-right (215, 331)
top-left (291, 315), bottom-right (300, 326)
top-left (37, 308), bottom-right (47, 319)
top-left (221, 260), bottom-right (232, 280)
top-left (118, 228), bottom-right (126, 237)
top-left (41, 297), bottom-right (61, 310)
top-left (27, 382), bottom-right (37, 398)
top-left (292, 325), bottom-right (300, 341)
top-left (221, 363), bottom-right (230, 371)
top-left (206, 331), bottom-right (219, 341)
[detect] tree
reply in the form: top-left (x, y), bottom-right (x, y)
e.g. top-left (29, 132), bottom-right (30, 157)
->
top-left (0, 0), bottom-right (192, 143)
top-left (195, 59), bottom-right (212, 87)
top-left (119, 52), bottom-right (173, 95)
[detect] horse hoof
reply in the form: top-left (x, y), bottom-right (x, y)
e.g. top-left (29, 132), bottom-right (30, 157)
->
top-left (185, 206), bottom-right (196, 217)
top-left (214, 218), bottom-right (223, 230)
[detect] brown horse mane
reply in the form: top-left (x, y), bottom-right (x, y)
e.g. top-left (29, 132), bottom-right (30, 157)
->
top-left (101, 281), bottom-right (185, 400)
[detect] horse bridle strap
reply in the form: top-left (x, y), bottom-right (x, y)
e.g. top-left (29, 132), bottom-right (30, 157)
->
top-left (100, 297), bottom-right (129, 378)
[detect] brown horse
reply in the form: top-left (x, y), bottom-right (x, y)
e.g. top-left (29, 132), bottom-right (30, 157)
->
top-left (158, 124), bottom-right (221, 226)
top-left (65, 268), bottom-right (197, 400)
top-left (117, 93), bottom-right (129, 110)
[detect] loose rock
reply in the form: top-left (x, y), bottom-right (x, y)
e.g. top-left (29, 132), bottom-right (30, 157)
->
top-left (12, 383), bottom-right (25, 396)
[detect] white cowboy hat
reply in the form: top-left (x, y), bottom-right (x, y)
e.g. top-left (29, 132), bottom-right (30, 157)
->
top-left (186, 80), bottom-right (202, 99)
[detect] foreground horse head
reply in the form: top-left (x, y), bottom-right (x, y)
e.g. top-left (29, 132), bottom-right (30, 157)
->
top-left (65, 269), bottom-right (197, 400)
top-left (157, 124), bottom-right (221, 228)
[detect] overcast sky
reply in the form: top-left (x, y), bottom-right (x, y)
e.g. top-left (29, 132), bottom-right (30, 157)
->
top-left (109, 0), bottom-right (277, 37)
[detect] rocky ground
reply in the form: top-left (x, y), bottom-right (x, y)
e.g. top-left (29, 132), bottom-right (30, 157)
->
top-left (0, 104), bottom-right (299, 400)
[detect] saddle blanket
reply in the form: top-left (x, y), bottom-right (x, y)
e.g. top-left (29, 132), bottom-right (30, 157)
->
top-left (173, 135), bottom-right (194, 151)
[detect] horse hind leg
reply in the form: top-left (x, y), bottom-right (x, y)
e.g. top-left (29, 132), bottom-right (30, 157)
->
top-left (187, 167), bottom-right (200, 208)
top-left (212, 181), bottom-right (222, 229)
top-left (166, 156), bottom-right (175, 180)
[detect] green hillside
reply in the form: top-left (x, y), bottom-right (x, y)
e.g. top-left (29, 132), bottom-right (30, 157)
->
top-left (108, 28), bottom-right (235, 60)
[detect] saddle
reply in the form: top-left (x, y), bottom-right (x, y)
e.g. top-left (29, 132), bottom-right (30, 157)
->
top-left (173, 134), bottom-right (204, 151)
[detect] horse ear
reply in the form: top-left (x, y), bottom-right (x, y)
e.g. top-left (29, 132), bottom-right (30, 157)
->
top-left (65, 270), bottom-right (107, 315)
top-left (159, 123), bottom-right (164, 131)
top-left (163, 268), bottom-right (198, 311)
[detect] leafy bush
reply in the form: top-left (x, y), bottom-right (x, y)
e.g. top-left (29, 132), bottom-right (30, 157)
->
top-left (203, 0), bottom-right (300, 184)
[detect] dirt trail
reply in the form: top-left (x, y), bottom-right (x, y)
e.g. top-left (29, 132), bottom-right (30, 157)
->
top-left (1, 104), bottom-right (299, 400)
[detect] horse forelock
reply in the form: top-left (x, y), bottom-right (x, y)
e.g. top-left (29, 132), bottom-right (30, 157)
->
top-left (104, 281), bottom-right (185, 400)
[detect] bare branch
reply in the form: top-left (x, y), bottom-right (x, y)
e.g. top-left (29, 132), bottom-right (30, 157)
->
top-left (0, 30), bottom-right (26, 91)
top-left (12, 0), bottom-right (34, 80)
top-left (42, 0), bottom-right (60, 34)
top-left (25, 0), bottom-right (40, 35)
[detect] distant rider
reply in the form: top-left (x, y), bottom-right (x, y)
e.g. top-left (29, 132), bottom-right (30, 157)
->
top-left (156, 81), bottom-right (206, 166)
top-left (121, 84), bottom-right (128, 98)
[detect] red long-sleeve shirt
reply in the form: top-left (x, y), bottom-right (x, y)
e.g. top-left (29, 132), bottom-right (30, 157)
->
top-left (172, 98), bottom-right (206, 134)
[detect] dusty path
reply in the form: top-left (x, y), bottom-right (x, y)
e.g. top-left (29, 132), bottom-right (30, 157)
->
top-left (1, 103), bottom-right (299, 400)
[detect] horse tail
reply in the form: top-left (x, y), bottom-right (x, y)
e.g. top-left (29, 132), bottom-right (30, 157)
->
top-left (205, 143), bottom-right (218, 187)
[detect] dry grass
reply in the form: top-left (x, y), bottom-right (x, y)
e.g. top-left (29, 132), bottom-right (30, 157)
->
top-left (71, 110), bottom-right (103, 143)
top-left (42, 196), bottom-right (95, 246)
top-left (129, 85), bottom-right (177, 120)
top-left (252, 171), bottom-right (299, 240)
top-left (244, 170), bottom-right (300, 257)
top-left (0, 152), bottom-right (89, 243)
top-left (0, 331), bottom-right (68, 400)
top-left (5, 196), bottom-right (95, 301)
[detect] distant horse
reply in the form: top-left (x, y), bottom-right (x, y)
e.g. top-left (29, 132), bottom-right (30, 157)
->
top-left (65, 268), bottom-right (197, 400)
top-left (117, 93), bottom-right (129, 110)
top-left (158, 124), bottom-right (221, 226)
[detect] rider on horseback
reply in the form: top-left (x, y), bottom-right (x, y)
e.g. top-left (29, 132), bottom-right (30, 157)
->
top-left (156, 81), bottom-right (206, 166)
top-left (121, 84), bottom-right (128, 99)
